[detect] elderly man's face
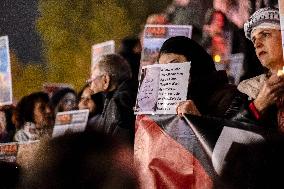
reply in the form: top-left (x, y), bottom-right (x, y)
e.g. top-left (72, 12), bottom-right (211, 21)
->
top-left (90, 64), bottom-right (106, 93)
top-left (251, 28), bottom-right (283, 72)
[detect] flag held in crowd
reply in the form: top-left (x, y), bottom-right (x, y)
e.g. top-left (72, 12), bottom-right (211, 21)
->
top-left (135, 114), bottom-right (284, 188)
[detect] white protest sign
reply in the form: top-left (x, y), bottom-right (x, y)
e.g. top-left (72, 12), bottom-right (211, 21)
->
top-left (52, 109), bottom-right (89, 138)
top-left (135, 62), bottom-right (190, 114)
top-left (135, 66), bottom-right (161, 114)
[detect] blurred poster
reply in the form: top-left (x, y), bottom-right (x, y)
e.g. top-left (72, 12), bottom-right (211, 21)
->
top-left (0, 36), bottom-right (12, 106)
top-left (214, 62), bottom-right (227, 72)
top-left (43, 83), bottom-right (73, 97)
top-left (227, 53), bottom-right (244, 85)
top-left (91, 40), bottom-right (115, 66)
top-left (0, 142), bottom-right (18, 162)
top-left (52, 109), bottom-right (89, 138)
top-left (141, 25), bottom-right (192, 68)
top-left (279, 0), bottom-right (284, 56)
top-left (215, 53), bottom-right (244, 85)
top-left (135, 62), bottom-right (190, 114)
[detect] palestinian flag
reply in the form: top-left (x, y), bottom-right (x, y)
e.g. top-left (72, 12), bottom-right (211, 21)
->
top-left (134, 114), bottom-right (284, 189)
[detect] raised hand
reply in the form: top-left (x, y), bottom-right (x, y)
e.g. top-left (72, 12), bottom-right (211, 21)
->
top-left (176, 100), bottom-right (201, 117)
top-left (254, 74), bottom-right (284, 114)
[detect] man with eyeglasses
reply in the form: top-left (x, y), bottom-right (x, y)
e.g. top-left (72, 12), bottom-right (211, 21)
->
top-left (88, 54), bottom-right (136, 144)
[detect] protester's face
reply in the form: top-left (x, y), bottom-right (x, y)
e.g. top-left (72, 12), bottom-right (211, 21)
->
top-left (33, 101), bottom-right (54, 129)
top-left (90, 64), bottom-right (107, 93)
top-left (78, 87), bottom-right (96, 113)
top-left (158, 53), bottom-right (188, 64)
top-left (251, 28), bottom-right (283, 71)
top-left (59, 93), bottom-right (77, 112)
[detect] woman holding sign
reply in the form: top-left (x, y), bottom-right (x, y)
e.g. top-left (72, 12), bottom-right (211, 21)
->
top-left (158, 36), bottom-right (237, 117)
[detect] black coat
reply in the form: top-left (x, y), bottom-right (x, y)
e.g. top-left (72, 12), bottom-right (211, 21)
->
top-left (188, 70), bottom-right (238, 117)
top-left (225, 74), bottom-right (278, 129)
top-left (94, 80), bottom-right (136, 144)
top-left (225, 91), bottom-right (278, 129)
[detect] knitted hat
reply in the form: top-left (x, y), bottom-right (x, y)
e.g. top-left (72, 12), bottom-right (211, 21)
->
top-left (244, 7), bottom-right (280, 40)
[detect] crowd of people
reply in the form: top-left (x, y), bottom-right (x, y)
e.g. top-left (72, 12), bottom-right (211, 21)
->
top-left (0, 0), bottom-right (284, 188)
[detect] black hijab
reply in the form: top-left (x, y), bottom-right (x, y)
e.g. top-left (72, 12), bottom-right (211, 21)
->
top-left (159, 36), bottom-right (217, 81)
top-left (159, 36), bottom-right (230, 114)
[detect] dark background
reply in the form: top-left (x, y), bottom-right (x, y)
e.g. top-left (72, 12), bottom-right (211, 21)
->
top-left (0, 0), bottom-right (43, 64)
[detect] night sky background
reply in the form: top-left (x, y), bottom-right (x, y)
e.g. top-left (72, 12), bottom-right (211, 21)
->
top-left (0, 0), bottom-right (43, 64)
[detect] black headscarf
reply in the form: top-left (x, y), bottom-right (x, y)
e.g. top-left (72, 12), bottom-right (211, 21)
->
top-left (159, 36), bottom-right (231, 115)
top-left (159, 36), bottom-right (217, 82)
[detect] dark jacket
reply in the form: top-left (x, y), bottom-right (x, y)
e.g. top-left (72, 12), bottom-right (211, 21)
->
top-left (188, 70), bottom-right (238, 117)
top-left (225, 74), bottom-right (278, 129)
top-left (225, 91), bottom-right (278, 129)
top-left (95, 80), bottom-right (136, 143)
top-left (159, 36), bottom-right (237, 117)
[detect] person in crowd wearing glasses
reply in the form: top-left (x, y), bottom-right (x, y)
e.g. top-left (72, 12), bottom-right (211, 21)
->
top-left (88, 54), bottom-right (136, 144)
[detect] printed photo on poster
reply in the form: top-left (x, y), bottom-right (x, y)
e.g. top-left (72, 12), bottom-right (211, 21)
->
top-left (52, 109), bottom-right (89, 138)
top-left (91, 40), bottom-right (115, 66)
top-left (0, 36), bottom-right (12, 106)
top-left (0, 142), bottom-right (18, 163)
top-left (141, 25), bottom-right (192, 67)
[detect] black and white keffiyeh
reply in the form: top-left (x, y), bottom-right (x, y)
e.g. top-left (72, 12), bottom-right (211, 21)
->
top-left (244, 7), bottom-right (280, 40)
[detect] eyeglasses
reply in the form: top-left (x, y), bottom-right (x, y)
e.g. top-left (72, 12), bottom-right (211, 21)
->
top-left (86, 75), bottom-right (104, 85)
